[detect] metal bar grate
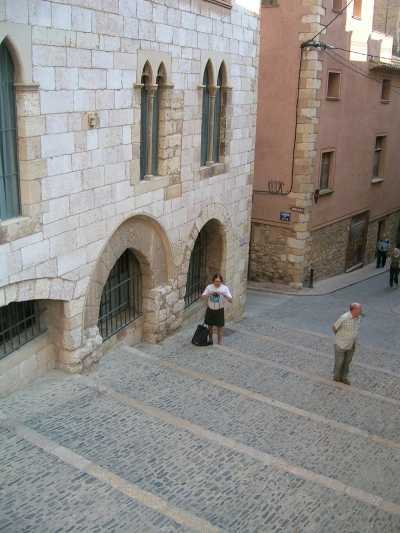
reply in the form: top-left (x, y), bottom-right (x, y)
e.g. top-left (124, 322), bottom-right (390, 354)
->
top-left (0, 301), bottom-right (42, 360)
top-left (98, 250), bottom-right (143, 341)
top-left (185, 230), bottom-right (208, 308)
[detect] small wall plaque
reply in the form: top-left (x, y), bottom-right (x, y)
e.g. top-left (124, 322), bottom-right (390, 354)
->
top-left (280, 212), bottom-right (291, 222)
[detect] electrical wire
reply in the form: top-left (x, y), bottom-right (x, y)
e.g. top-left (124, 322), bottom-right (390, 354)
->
top-left (305, 0), bottom-right (354, 45)
top-left (326, 49), bottom-right (400, 95)
top-left (330, 45), bottom-right (400, 64)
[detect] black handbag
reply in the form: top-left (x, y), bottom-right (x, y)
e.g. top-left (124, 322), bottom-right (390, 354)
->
top-left (191, 323), bottom-right (209, 346)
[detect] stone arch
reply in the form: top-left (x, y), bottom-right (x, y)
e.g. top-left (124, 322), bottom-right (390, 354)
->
top-left (84, 215), bottom-right (174, 344)
top-left (0, 22), bottom-right (33, 85)
top-left (157, 62), bottom-right (167, 84)
top-left (181, 204), bottom-right (234, 302)
top-left (141, 60), bottom-right (153, 85)
top-left (203, 59), bottom-right (215, 86)
top-left (0, 277), bottom-right (75, 306)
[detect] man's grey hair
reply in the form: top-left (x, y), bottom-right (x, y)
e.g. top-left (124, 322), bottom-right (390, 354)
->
top-left (350, 302), bottom-right (361, 311)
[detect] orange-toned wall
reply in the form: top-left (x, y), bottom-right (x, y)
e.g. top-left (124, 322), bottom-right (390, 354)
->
top-left (253, 2), bottom-right (308, 226)
top-left (314, 11), bottom-right (400, 230)
top-left (254, 0), bottom-right (400, 231)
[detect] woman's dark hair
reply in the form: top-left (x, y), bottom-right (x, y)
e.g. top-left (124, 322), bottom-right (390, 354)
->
top-left (212, 273), bottom-right (224, 283)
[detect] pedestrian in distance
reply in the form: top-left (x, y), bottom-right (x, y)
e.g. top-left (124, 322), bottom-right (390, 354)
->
top-left (332, 303), bottom-right (363, 386)
top-left (388, 247), bottom-right (400, 288)
top-left (376, 236), bottom-right (390, 268)
top-left (201, 274), bottom-right (232, 345)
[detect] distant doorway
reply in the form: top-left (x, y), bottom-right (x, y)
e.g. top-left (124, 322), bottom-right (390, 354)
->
top-left (346, 212), bottom-right (369, 270)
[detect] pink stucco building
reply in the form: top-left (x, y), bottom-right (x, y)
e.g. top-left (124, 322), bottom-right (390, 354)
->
top-left (251, 0), bottom-right (400, 286)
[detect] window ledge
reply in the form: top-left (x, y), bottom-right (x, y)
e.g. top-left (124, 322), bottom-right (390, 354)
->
top-left (0, 216), bottom-right (41, 245)
top-left (371, 177), bottom-right (384, 184)
top-left (134, 175), bottom-right (169, 195)
top-left (318, 188), bottom-right (334, 197)
top-left (381, 99), bottom-right (390, 104)
top-left (199, 162), bottom-right (227, 180)
top-left (326, 96), bottom-right (340, 101)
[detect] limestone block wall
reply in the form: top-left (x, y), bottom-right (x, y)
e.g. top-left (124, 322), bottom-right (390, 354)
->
top-left (365, 211), bottom-right (400, 264)
top-left (0, 0), bottom-right (260, 378)
top-left (249, 223), bottom-right (293, 284)
top-left (310, 219), bottom-right (348, 281)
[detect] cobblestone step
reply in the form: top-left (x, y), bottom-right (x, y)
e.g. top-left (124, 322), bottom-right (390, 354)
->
top-left (3, 381), bottom-right (400, 532)
top-left (0, 426), bottom-right (185, 533)
top-left (238, 317), bottom-right (399, 376)
top-left (31, 344), bottom-right (398, 505)
top-left (222, 329), bottom-right (400, 401)
top-left (139, 339), bottom-right (400, 443)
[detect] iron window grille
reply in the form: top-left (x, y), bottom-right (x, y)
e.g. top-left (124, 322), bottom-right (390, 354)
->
top-left (185, 230), bottom-right (208, 308)
top-left (0, 301), bottom-right (43, 360)
top-left (98, 250), bottom-right (142, 341)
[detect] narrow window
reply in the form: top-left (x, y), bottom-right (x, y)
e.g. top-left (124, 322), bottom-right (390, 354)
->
top-left (319, 152), bottom-right (333, 191)
top-left (332, 0), bottom-right (342, 11)
top-left (213, 66), bottom-right (225, 163)
top-left (0, 301), bottom-right (42, 359)
top-left (0, 43), bottom-right (20, 220)
top-left (372, 136), bottom-right (386, 179)
top-left (381, 79), bottom-right (391, 102)
top-left (98, 250), bottom-right (142, 341)
top-left (140, 63), bottom-right (151, 180)
top-left (327, 71), bottom-right (341, 99)
top-left (201, 64), bottom-right (211, 166)
top-left (353, 0), bottom-right (362, 19)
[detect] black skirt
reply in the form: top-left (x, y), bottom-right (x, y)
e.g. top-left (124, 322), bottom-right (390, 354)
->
top-left (205, 307), bottom-right (225, 327)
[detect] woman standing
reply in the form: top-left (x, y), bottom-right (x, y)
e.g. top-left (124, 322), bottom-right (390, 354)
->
top-left (389, 248), bottom-right (400, 288)
top-left (202, 274), bottom-right (232, 345)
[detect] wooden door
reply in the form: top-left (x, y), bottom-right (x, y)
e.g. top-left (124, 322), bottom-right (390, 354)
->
top-left (346, 212), bottom-right (369, 270)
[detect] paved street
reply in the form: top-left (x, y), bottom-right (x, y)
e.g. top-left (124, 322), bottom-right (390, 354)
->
top-left (1, 273), bottom-right (400, 532)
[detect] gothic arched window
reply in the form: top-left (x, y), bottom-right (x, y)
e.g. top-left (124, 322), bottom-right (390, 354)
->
top-left (200, 62), bottom-right (212, 166)
top-left (140, 62), bottom-right (166, 180)
top-left (0, 42), bottom-right (20, 219)
top-left (201, 61), bottom-right (227, 167)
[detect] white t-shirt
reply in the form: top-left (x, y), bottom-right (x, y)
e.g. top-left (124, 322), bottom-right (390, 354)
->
top-left (202, 284), bottom-right (232, 310)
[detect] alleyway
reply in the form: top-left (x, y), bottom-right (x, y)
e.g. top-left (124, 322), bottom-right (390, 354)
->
top-left (1, 274), bottom-right (400, 532)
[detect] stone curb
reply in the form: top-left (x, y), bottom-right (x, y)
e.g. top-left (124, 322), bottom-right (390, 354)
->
top-left (248, 269), bottom-right (387, 297)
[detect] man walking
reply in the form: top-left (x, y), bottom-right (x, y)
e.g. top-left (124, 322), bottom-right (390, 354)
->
top-left (332, 303), bottom-right (362, 385)
top-left (376, 236), bottom-right (390, 268)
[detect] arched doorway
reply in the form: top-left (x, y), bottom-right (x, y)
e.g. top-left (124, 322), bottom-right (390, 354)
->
top-left (98, 250), bottom-right (142, 341)
top-left (185, 219), bottom-right (225, 307)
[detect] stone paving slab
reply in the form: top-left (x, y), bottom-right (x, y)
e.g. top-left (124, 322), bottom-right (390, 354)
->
top-left (138, 339), bottom-right (400, 443)
top-left (3, 381), bottom-right (400, 533)
top-left (0, 427), bottom-right (186, 533)
top-left (25, 344), bottom-right (397, 505)
top-left (237, 317), bottom-right (399, 376)
top-left (221, 330), bottom-right (400, 401)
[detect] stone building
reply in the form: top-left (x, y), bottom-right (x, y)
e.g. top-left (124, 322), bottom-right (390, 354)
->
top-left (0, 0), bottom-right (259, 394)
top-left (250, 0), bottom-right (400, 287)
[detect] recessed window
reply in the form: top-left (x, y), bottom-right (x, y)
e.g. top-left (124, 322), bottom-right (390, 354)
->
top-left (327, 71), bottom-right (341, 99)
top-left (319, 151), bottom-right (334, 191)
top-left (98, 250), bottom-right (142, 341)
top-left (0, 43), bottom-right (20, 220)
top-left (262, 0), bottom-right (279, 6)
top-left (332, 0), bottom-right (342, 12)
top-left (381, 79), bottom-right (391, 102)
top-left (353, 0), bottom-right (362, 19)
top-left (0, 301), bottom-right (43, 359)
top-left (372, 136), bottom-right (386, 180)
top-left (201, 61), bottom-right (227, 167)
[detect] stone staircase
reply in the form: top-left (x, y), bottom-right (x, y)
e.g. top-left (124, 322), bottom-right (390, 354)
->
top-left (1, 316), bottom-right (400, 532)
